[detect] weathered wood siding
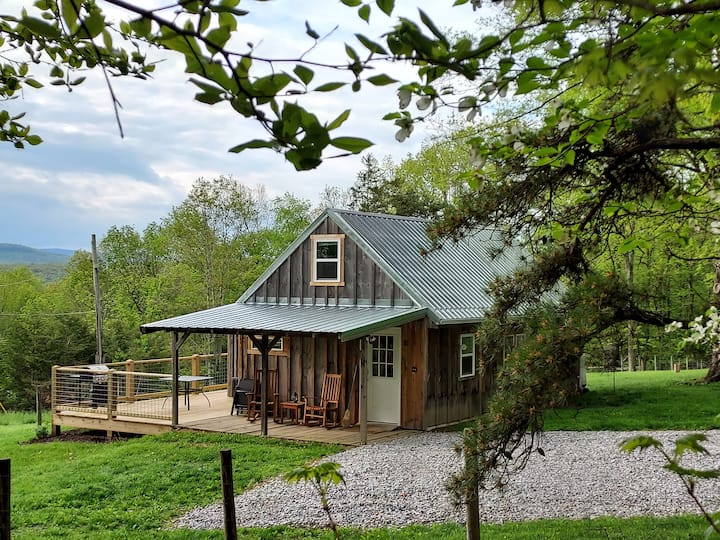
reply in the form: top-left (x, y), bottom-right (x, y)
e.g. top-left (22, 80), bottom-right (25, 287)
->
top-left (400, 319), bottom-right (427, 430)
top-left (424, 325), bottom-right (483, 429)
top-left (246, 217), bottom-right (412, 306)
top-left (228, 334), bottom-right (362, 424)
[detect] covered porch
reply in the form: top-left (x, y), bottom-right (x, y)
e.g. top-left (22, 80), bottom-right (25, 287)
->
top-left (52, 379), bottom-right (415, 446)
top-left (139, 302), bottom-right (427, 444)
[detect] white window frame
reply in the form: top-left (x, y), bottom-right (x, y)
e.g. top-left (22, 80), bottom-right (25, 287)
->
top-left (310, 234), bottom-right (345, 286)
top-left (247, 336), bottom-right (289, 356)
top-left (459, 333), bottom-right (476, 379)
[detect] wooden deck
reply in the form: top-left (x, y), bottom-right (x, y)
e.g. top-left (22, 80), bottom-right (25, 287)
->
top-left (53, 389), bottom-right (417, 446)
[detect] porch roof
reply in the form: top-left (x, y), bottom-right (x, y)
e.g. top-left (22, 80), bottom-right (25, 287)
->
top-left (140, 303), bottom-right (427, 342)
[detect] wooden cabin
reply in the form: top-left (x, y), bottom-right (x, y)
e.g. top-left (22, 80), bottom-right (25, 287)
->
top-left (141, 209), bottom-right (527, 434)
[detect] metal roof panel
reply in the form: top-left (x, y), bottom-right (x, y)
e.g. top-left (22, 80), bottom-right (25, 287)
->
top-left (141, 303), bottom-right (426, 342)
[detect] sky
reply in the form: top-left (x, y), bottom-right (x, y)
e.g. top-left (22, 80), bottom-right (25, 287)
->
top-left (0, 1), bottom-right (494, 251)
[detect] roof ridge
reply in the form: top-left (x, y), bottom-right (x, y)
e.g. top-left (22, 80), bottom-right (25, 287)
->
top-left (329, 208), bottom-right (429, 222)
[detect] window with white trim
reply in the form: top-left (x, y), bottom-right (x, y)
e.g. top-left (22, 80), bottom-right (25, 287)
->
top-left (247, 337), bottom-right (288, 356)
top-left (310, 234), bottom-right (344, 285)
top-left (459, 333), bottom-right (476, 378)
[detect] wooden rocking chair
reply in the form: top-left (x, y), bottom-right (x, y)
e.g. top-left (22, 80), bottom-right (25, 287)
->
top-left (303, 373), bottom-right (342, 428)
top-left (246, 369), bottom-right (279, 422)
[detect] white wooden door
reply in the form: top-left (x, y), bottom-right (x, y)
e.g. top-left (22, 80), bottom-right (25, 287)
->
top-left (366, 328), bottom-right (401, 424)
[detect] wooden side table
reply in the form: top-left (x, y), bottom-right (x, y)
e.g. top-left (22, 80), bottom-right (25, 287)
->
top-left (277, 401), bottom-right (305, 424)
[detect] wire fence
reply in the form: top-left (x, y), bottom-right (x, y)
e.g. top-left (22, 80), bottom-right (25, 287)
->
top-left (52, 353), bottom-right (228, 423)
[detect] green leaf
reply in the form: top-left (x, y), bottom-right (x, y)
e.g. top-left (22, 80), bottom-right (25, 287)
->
top-left (366, 74), bottom-right (397, 86)
top-left (710, 92), bottom-right (720, 113)
top-left (313, 82), bottom-right (347, 92)
top-left (305, 20), bottom-right (319, 40)
top-left (23, 78), bottom-right (43, 89)
top-left (20, 17), bottom-right (61, 40)
top-left (293, 64), bottom-right (314, 85)
top-left (673, 433), bottom-right (710, 458)
top-left (564, 148), bottom-right (575, 165)
top-left (358, 4), bottom-right (371, 22)
top-left (418, 9), bottom-right (448, 48)
top-left (355, 33), bottom-right (388, 55)
top-left (341, 0), bottom-right (362, 5)
top-left (586, 121), bottom-right (610, 146)
top-left (129, 16), bottom-right (151, 37)
top-left (376, 0), bottom-right (394, 16)
top-left (330, 136), bottom-right (373, 153)
top-left (75, 11), bottom-right (104, 39)
top-left (620, 436), bottom-right (662, 453)
top-left (60, 0), bottom-right (80, 32)
top-left (228, 139), bottom-right (278, 153)
top-left (327, 109), bottom-right (351, 131)
top-left (345, 44), bottom-right (359, 62)
top-left (25, 134), bottom-right (42, 145)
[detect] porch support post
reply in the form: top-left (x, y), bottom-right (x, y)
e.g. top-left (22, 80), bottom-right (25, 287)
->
top-left (249, 334), bottom-right (281, 437)
top-left (359, 339), bottom-right (368, 445)
top-left (171, 331), bottom-right (191, 428)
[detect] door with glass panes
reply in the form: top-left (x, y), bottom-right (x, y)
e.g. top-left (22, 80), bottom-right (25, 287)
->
top-left (366, 328), bottom-right (401, 424)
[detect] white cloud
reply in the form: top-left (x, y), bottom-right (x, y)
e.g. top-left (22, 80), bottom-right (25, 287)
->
top-left (0, 1), bottom-right (494, 249)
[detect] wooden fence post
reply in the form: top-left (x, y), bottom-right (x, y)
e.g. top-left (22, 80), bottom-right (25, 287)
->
top-left (126, 360), bottom-right (135, 402)
top-left (1, 458), bottom-right (10, 540)
top-left (220, 449), bottom-right (237, 540)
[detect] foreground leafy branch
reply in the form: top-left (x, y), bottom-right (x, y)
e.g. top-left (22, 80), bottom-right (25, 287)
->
top-left (621, 433), bottom-right (720, 537)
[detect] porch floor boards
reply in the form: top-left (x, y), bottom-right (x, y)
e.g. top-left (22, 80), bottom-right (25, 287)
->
top-left (56, 389), bottom-right (418, 447)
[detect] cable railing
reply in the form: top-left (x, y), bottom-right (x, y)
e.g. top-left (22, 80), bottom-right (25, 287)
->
top-left (52, 353), bottom-right (228, 423)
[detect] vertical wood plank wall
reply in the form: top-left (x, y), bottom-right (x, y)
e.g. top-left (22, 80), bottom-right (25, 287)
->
top-left (424, 325), bottom-right (483, 428)
top-left (246, 217), bottom-right (412, 307)
top-left (229, 334), bottom-right (362, 425)
top-left (228, 321), bottom-right (488, 430)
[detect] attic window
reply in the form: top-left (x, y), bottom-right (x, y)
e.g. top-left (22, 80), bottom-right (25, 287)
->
top-left (459, 333), bottom-right (476, 379)
top-left (310, 234), bottom-right (345, 286)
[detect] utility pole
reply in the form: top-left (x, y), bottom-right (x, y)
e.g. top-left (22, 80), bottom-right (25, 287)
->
top-left (91, 234), bottom-right (104, 364)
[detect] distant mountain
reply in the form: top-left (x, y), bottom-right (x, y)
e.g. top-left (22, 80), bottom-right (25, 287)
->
top-left (0, 243), bottom-right (74, 265)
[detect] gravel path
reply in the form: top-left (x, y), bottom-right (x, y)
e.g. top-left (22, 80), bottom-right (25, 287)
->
top-left (175, 430), bottom-right (720, 530)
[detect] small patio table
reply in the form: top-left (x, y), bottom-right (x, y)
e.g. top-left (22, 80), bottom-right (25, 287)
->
top-left (277, 401), bottom-right (305, 424)
top-left (162, 375), bottom-right (212, 410)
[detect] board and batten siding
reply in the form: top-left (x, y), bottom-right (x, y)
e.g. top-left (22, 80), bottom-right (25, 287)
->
top-left (230, 334), bottom-right (362, 424)
top-left (424, 325), bottom-right (484, 429)
top-left (246, 217), bottom-right (412, 307)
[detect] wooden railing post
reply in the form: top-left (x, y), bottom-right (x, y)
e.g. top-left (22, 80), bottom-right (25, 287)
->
top-left (1, 458), bottom-right (10, 540)
top-left (106, 371), bottom-right (114, 420)
top-left (51, 366), bottom-right (60, 436)
top-left (191, 354), bottom-right (201, 391)
top-left (126, 360), bottom-right (135, 402)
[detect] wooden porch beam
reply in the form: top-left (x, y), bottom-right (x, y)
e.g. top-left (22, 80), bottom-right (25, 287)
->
top-left (359, 339), bottom-right (368, 445)
top-left (248, 334), bottom-right (281, 437)
top-left (171, 331), bottom-right (192, 427)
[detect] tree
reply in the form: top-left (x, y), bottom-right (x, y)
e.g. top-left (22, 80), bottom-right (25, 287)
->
top-left (4, 0), bottom-right (720, 530)
top-left (162, 175), bottom-right (264, 308)
top-left (0, 253), bottom-right (96, 409)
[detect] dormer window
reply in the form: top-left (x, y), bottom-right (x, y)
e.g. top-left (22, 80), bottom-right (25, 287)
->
top-left (310, 234), bottom-right (345, 285)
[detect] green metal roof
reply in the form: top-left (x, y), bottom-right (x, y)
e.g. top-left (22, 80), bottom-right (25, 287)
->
top-left (329, 209), bottom-right (526, 324)
top-left (141, 303), bottom-right (427, 342)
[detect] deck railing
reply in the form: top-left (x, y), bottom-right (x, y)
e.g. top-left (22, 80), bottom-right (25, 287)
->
top-left (52, 353), bottom-right (228, 423)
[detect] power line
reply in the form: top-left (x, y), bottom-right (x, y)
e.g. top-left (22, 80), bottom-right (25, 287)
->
top-left (0, 310), bottom-right (94, 317)
top-left (0, 279), bottom-right (38, 287)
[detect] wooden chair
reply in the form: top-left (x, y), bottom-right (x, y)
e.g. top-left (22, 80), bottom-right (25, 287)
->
top-left (303, 373), bottom-right (342, 428)
top-left (246, 369), bottom-right (279, 422)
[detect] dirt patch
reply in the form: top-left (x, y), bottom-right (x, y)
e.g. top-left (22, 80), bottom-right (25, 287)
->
top-left (27, 429), bottom-right (141, 444)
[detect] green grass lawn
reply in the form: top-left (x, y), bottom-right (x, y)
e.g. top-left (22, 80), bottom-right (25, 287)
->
top-left (544, 368), bottom-right (720, 431)
top-left (2, 369), bottom-right (719, 539)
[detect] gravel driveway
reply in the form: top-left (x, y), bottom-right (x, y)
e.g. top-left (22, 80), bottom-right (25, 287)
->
top-left (175, 430), bottom-right (720, 530)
